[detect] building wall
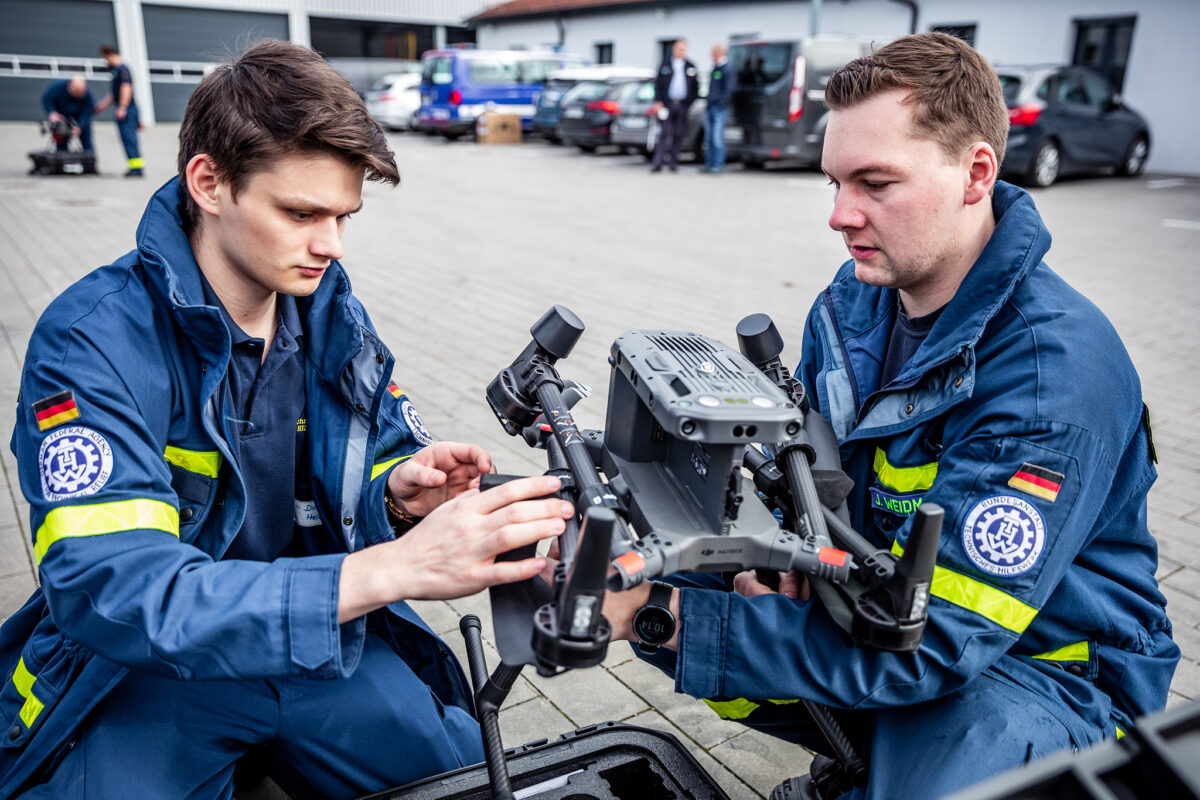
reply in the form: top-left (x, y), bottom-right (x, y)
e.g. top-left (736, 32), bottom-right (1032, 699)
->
top-left (474, 0), bottom-right (1200, 176)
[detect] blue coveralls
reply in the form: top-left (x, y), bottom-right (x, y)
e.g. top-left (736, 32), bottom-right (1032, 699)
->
top-left (654, 182), bottom-right (1178, 798)
top-left (108, 62), bottom-right (142, 172)
top-left (0, 178), bottom-right (483, 798)
top-left (39, 80), bottom-right (94, 152)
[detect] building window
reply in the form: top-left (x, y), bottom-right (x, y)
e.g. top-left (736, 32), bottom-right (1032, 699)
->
top-left (1073, 16), bottom-right (1136, 93)
top-left (658, 38), bottom-right (682, 65)
top-left (930, 24), bottom-right (977, 48)
top-left (595, 42), bottom-right (613, 64)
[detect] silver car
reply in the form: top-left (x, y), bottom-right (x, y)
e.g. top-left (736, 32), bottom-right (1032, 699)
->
top-left (611, 79), bottom-right (707, 161)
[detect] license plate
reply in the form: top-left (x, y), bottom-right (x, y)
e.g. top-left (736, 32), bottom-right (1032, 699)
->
top-left (432, 108), bottom-right (450, 120)
top-left (724, 126), bottom-right (743, 143)
top-left (622, 116), bottom-right (647, 129)
top-left (564, 106), bottom-right (584, 119)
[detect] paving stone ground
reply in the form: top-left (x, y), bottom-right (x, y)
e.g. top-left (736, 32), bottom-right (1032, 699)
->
top-left (0, 121), bottom-right (1197, 798)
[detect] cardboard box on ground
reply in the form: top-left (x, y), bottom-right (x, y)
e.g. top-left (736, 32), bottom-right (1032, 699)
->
top-left (475, 111), bottom-right (522, 144)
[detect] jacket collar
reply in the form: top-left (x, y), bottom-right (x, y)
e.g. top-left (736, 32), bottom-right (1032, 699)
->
top-left (826, 180), bottom-right (1051, 382)
top-left (133, 177), bottom-right (366, 382)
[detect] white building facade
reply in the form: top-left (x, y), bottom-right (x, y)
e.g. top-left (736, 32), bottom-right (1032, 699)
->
top-left (472, 0), bottom-right (1200, 176)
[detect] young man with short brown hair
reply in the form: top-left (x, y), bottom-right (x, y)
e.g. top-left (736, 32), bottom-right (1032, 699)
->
top-left (0, 39), bottom-right (569, 798)
top-left (599, 32), bottom-right (1176, 798)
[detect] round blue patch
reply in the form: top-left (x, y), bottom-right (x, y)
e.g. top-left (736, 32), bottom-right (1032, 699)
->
top-left (39, 426), bottom-right (113, 501)
top-left (962, 495), bottom-right (1046, 576)
top-left (401, 400), bottom-right (433, 446)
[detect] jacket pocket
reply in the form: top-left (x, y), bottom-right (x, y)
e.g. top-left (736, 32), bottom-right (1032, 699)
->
top-left (167, 461), bottom-right (217, 544)
top-left (0, 630), bottom-right (85, 749)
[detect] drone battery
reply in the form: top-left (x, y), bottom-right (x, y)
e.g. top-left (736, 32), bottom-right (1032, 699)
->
top-left (360, 721), bottom-right (730, 800)
top-left (28, 150), bottom-right (98, 176)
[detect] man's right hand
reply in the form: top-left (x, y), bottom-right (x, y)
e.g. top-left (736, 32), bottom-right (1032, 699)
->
top-left (47, 111), bottom-right (64, 123)
top-left (338, 475), bottom-right (572, 622)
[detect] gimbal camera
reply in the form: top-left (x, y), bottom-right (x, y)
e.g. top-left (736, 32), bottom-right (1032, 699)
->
top-left (463, 306), bottom-right (944, 798)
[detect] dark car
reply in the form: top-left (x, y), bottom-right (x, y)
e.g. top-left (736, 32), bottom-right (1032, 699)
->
top-left (997, 65), bottom-right (1151, 187)
top-left (610, 79), bottom-right (707, 161)
top-left (556, 77), bottom-right (651, 152)
top-left (532, 65), bottom-right (652, 141)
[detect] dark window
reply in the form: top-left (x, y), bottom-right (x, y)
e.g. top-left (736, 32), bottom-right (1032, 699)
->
top-left (996, 74), bottom-right (1021, 104)
top-left (595, 42), bottom-right (613, 64)
top-left (1073, 16), bottom-right (1135, 93)
top-left (658, 39), bottom-right (683, 65)
top-left (728, 43), bottom-right (792, 86)
top-left (422, 57), bottom-right (453, 85)
top-left (1054, 73), bottom-right (1087, 106)
top-left (930, 24), bottom-right (977, 48)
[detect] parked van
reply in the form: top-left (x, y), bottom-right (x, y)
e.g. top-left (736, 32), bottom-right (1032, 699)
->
top-left (725, 36), bottom-right (875, 167)
top-left (415, 48), bottom-right (588, 140)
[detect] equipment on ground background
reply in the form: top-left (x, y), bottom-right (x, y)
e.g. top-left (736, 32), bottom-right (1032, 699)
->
top-left (28, 118), bottom-right (97, 176)
top-left (441, 306), bottom-right (944, 798)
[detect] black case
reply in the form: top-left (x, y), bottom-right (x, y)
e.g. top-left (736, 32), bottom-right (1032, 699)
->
top-left (28, 150), bottom-right (98, 176)
top-left (947, 700), bottom-right (1200, 800)
top-left (359, 721), bottom-right (731, 800)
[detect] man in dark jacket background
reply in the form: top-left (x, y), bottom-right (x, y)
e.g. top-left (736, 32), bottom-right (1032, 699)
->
top-left (40, 76), bottom-right (94, 152)
top-left (650, 38), bottom-right (699, 173)
top-left (702, 43), bottom-right (734, 174)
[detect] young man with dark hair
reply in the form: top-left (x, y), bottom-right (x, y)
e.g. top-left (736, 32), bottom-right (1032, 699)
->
top-left (0, 39), bottom-right (570, 798)
top-left (94, 44), bottom-right (144, 176)
top-left (596, 32), bottom-right (1177, 798)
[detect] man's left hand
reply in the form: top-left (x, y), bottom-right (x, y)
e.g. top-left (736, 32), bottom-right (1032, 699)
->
top-left (387, 442), bottom-right (493, 518)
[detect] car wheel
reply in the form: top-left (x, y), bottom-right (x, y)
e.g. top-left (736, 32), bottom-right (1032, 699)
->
top-left (1118, 135), bottom-right (1149, 177)
top-left (443, 131), bottom-right (461, 142)
top-left (578, 144), bottom-right (597, 153)
top-left (1026, 140), bottom-right (1060, 187)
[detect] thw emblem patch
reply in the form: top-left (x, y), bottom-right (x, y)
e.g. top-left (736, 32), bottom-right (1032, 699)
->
top-left (962, 495), bottom-right (1046, 577)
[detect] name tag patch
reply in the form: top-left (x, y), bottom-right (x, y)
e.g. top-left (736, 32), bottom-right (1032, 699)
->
top-left (294, 499), bottom-right (322, 528)
top-left (870, 486), bottom-right (926, 517)
top-left (962, 495), bottom-right (1045, 576)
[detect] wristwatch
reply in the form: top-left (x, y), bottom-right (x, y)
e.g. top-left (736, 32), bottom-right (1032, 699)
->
top-left (632, 582), bottom-right (676, 654)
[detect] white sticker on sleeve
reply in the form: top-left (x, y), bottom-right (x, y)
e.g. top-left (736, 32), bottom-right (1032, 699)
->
top-left (39, 426), bottom-right (114, 501)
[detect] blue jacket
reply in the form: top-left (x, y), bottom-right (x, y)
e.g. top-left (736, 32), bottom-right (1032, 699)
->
top-left (0, 179), bottom-right (471, 795)
top-left (40, 80), bottom-right (94, 128)
top-left (706, 60), bottom-right (735, 110)
top-left (673, 182), bottom-right (1177, 739)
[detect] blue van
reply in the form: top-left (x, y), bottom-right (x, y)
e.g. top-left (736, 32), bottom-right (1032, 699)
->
top-left (415, 48), bottom-right (588, 140)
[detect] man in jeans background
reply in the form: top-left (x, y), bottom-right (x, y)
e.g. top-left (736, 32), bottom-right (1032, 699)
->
top-left (702, 43), bottom-right (734, 174)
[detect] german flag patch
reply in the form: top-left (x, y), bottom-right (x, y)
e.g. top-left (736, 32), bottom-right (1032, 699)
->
top-left (386, 383), bottom-right (403, 399)
top-left (34, 390), bottom-right (80, 431)
top-left (1007, 462), bottom-right (1064, 503)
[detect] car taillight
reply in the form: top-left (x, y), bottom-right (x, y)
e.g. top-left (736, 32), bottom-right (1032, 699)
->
top-left (1008, 103), bottom-right (1042, 126)
top-left (449, 89), bottom-right (462, 106)
top-left (587, 100), bottom-right (621, 115)
top-left (788, 54), bottom-right (807, 123)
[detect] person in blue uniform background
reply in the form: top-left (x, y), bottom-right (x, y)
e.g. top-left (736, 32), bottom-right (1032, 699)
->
top-left (94, 44), bottom-right (143, 177)
top-left (0, 39), bottom-right (572, 799)
top-left (40, 75), bottom-right (94, 152)
top-left (593, 32), bottom-right (1178, 800)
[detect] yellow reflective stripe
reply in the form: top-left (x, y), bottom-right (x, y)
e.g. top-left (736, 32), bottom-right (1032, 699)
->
top-left (127, 157), bottom-right (145, 169)
top-left (1033, 641), bottom-right (1090, 662)
top-left (1115, 725), bottom-right (1125, 740)
top-left (370, 454), bottom-right (414, 482)
top-left (164, 445), bottom-right (222, 478)
top-left (891, 541), bottom-right (1038, 634)
top-left (35, 499), bottom-right (180, 564)
top-left (874, 448), bottom-right (938, 492)
top-left (703, 698), bottom-right (760, 720)
top-left (13, 658), bottom-right (44, 728)
top-left (768, 699), bottom-right (800, 706)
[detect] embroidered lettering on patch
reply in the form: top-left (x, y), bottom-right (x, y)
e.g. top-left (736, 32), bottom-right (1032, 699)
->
top-left (962, 495), bottom-right (1046, 577)
top-left (870, 486), bottom-right (925, 517)
top-left (39, 426), bottom-right (114, 501)
top-left (401, 400), bottom-right (433, 445)
top-left (33, 390), bottom-right (80, 431)
top-left (1007, 462), bottom-right (1064, 502)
